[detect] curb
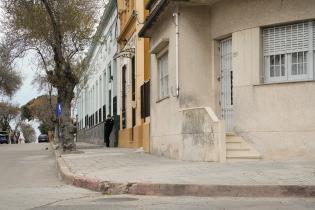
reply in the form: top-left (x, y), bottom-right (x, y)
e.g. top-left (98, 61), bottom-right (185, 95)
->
top-left (50, 143), bottom-right (315, 197)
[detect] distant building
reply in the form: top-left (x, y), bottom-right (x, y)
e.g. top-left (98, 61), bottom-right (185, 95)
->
top-left (116, 0), bottom-right (150, 152)
top-left (139, 0), bottom-right (315, 161)
top-left (76, 0), bottom-right (119, 146)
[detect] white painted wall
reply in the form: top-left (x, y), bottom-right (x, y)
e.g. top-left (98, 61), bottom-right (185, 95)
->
top-left (76, 3), bottom-right (118, 130)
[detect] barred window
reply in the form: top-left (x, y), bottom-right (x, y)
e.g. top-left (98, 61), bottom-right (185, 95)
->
top-left (263, 21), bottom-right (314, 82)
top-left (158, 52), bottom-right (169, 99)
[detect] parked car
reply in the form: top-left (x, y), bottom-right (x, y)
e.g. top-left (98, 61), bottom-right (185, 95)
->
top-left (0, 131), bottom-right (9, 144)
top-left (38, 134), bottom-right (49, 143)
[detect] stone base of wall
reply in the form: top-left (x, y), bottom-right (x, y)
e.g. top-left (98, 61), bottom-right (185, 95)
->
top-left (77, 122), bottom-right (118, 147)
top-left (119, 123), bottom-right (150, 152)
top-left (150, 107), bottom-right (226, 162)
top-left (142, 122), bottom-right (150, 153)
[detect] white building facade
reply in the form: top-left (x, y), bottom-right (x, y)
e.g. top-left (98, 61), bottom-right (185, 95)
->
top-left (76, 0), bottom-right (119, 145)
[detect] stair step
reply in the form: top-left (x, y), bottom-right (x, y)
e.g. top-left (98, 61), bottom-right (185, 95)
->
top-left (227, 158), bottom-right (262, 162)
top-left (226, 148), bottom-right (250, 151)
top-left (225, 135), bottom-right (262, 161)
top-left (226, 142), bottom-right (249, 150)
top-left (226, 150), bottom-right (262, 159)
top-left (226, 132), bottom-right (235, 136)
top-left (226, 136), bottom-right (243, 143)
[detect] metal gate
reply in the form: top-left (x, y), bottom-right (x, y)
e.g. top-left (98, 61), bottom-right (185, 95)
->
top-left (220, 38), bottom-right (233, 133)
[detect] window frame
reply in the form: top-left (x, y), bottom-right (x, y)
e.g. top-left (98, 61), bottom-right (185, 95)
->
top-left (157, 48), bottom-right (169, 100)
top-left (263, 21), bottom-right (315, 84)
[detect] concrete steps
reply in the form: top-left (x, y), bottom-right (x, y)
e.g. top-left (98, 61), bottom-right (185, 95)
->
top-left (226, 135), bottom-right (262, 162)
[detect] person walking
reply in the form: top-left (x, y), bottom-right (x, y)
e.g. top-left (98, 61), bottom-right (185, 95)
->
top-left (104, 114), bottom-right (114, 147)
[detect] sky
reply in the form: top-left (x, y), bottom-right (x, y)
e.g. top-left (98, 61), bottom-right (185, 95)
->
top-left (12, 53), bottom-right (42, 138)
top-left (12, 54), bottom-right (41, 106)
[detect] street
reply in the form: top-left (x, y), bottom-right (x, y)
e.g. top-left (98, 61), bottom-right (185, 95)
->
top-left (0, 143), bottom-right (314, 210)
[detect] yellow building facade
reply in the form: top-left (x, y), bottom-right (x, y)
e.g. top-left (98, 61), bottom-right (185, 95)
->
top-left (117, 0), bottom-right (150, 152)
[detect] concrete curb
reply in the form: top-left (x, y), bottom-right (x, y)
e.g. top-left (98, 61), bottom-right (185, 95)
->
top-left (50, 143), bottom-right (315, 197)
top-left (51, 142), bottom-right (104, 192)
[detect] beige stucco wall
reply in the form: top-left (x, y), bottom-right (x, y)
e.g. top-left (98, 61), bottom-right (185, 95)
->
top-left (232, 27), bottom-right (315, 159)
top-left (149, 8), bottom-right (183, 159)
top-left (149, 0), bottom-right (315, 161)
top-left (149, 6), bottom-right (222, 161)
top-left (211, 0), bottom-right (315, 159)
top-left (179, 6), bottom-right (212, 108)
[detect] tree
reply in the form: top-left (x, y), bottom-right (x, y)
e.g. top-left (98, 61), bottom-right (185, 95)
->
top-left (21, 105), bottom-right (33, 121)
top-left (20, 122), bottom-right (36, 143)
top-left (21, 95), bottom-right (57, 133)
top-left (0, 101), bottom-right (19, 131)
top-left (38, 122), bottom-right (50, 135)
top-left (0, 45), bottom-right (22, 97)
top-left (1, 0), bottom-right (101, 151)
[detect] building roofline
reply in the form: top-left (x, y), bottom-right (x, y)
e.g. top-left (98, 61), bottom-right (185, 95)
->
top-left (139, 0), bottom-right (168, 38)
top-left (84, 0), bottom-right (117, 71)
top-left (140, 0), bottom-right (221, 38)
top-left (145, 0), bottom-right (158, 10)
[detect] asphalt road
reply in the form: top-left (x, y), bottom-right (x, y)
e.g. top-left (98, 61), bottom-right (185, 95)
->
top-left (0, 143), bottom-right (314, 210)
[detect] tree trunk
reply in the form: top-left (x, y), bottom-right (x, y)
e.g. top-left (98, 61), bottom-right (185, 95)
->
top-left (58, 83), bottom-right (77, 152)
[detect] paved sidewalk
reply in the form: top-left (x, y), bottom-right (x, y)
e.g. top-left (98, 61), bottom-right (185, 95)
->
top-left (62, 143), bottom-right (315, 185)
top-left (56, 143), bottom-right (315, 197)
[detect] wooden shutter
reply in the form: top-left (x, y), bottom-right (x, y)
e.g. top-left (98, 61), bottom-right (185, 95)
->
top-left (141, 81), bottom-right (150, 119)
top-left (141, 84), bottom-right (145, 119)
top-left (145, 81), bottom-right (150, 118)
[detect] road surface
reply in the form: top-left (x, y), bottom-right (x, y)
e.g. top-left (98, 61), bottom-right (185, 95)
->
top-left (0, 143), bottom-right (314, 210)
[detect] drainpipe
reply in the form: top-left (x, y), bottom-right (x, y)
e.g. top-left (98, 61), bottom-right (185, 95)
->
top-left (173, 7), bottom-right (180, 97)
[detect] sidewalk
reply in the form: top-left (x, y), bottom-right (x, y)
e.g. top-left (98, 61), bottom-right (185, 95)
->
top-left (54, 142), bottom-right (315, 197)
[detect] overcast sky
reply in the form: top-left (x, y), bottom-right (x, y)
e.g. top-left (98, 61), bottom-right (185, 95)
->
top-left (13, 55), bottom-right (41, 106)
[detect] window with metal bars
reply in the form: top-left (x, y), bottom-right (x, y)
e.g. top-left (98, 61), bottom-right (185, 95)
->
top-left (113, 96), bottom-right (117, 116)
top-left (158, 52), bottom-right (169, 99)
top-left (122, 65), bottom-right (127, 129)
top-left (263, 21), bottom-right (314, 83)
top-left (103, 105), bottom-right (106, 121)
top-left (122, 65), bottom-right (126, 112)
top-left (109, 90), bottom-right (112, 116)
top-left (99, 108), bottom-right (102, 123)
top-left (132, 56), bottom-right (136, 127)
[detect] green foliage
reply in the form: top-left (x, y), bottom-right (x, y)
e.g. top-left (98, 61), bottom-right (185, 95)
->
top-left (20, 122), bottom-right (36, 143)
top-left (22, 94), bottom-right (57, 132)
top-left (21, 105), bottom-right (33, 121)
top-left (38, 122), bottom-right (50, 135)
top-left (0, 101), bottom-right (20, 131)
top-left (0, 45), bottom-right (22, 97)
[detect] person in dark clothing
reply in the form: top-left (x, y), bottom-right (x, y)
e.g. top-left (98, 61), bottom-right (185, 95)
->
top-left (104, 114), bottom-right (114, 147)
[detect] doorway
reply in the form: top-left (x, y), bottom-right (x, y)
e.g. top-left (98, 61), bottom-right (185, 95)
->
top-left (220, 38), bottom-right (233, 133)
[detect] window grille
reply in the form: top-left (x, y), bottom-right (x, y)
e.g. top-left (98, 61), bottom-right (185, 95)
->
top-left (158, 52), bottom-right (169, 99)
top-left (113, 96), bottom-right (117, 116)
top-left (103, 105), bottom-right (106, 121)
top-left (99, 108), bottom-right (102, 123)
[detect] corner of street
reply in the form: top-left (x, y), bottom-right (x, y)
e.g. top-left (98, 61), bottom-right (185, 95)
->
top-left (55, 142), bottom-right (315, 197)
